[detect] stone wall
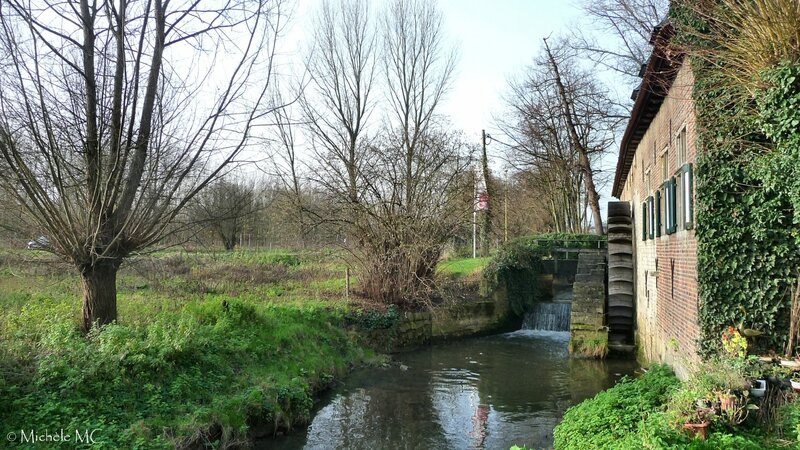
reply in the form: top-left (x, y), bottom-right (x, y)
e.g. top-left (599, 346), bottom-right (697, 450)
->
top-left (569, 251), bottom-right (608, 358)
top-left (368, 282), bottom-right (518, 352)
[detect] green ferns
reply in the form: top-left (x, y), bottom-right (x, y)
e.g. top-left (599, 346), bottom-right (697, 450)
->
top-left (553, 365), bottom-right (679, 449)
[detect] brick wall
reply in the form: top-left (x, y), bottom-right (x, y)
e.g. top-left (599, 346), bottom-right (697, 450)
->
top-left (620, 61), bottom-right (700, 379)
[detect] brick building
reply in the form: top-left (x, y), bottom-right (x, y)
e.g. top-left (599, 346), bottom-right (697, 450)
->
top-left (611, 20), bottom-right (699, 379)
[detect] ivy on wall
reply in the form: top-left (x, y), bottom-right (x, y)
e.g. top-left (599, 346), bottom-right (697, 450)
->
top-left (672, 4), bottom-right (800, 355)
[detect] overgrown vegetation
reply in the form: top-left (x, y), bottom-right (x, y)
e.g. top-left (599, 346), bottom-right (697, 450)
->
top-left (0, 250), bottom-right (382, 448)
top-left (554, 365), bottom-right (680, 449)
top-left (553, 362), bottom-right (800, 449)
top-left (483, 233), bottom-right (606, 316)
top-left (0, 248), bottom-right (493, 447)
top-left (671, 0), bottom-right (800, 355)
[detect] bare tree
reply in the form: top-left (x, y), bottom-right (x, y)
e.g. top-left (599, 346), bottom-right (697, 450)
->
top-left (572, 0), bottom-right (669, 87)
top-left (499, 66), bottom-right (584, 232)
top-left (543, 38), bottom-right (606, 235)
top-left (269, 86), bottom-right (309, 247)
top-left (300, 0), bottom-right (464, 307)
top-left (191, 178), bottom-right (256, 251)
top-left (357, 130), bottom-right (472, 306)
top-left (498, 39), bottom-right (620, 234)
top-left (333, 0), bottom-right (462, 306)
top-left (302, 0), bottom-right (376, 210)
top-left (0, 0), bottom-right (285, 330)
top-left (383, 0), bottom-right (457, 210)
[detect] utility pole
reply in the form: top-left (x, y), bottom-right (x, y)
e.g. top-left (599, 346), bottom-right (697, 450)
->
top-left (472, 167), bottom-right (477, 258)
top-left (504, 168), bottom-right (509, 243)
top-left (480, 130), bottom-right (492, 257)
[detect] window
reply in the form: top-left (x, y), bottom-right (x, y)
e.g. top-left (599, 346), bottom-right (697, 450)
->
top-left (658, 147), bottom-right (668, 237)
top-left (642, 201), bottom-right (648, 241)
top-left (665, 177), bottom-right (677, 234)
top-left (676, 126), bottom-right (687, 167)
top-left (680, 163), bottom-right (694, 229)
top-left (655, 190), bottom-right (662, 237)
top-left (648, 196), bottom-right (655, 239)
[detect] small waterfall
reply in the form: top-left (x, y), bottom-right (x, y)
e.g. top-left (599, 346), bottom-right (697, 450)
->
top-left (522, 302), bottom-right (571, 332)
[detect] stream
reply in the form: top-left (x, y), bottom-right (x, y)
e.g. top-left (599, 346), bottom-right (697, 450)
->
top-left (261, 329), bottom-right (638, 450)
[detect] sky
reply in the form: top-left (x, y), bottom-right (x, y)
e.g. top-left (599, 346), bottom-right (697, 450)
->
top-left (278, 0), bottom-right (633, 203)
top-left (283, 0), bottom-right (585, 139)
top-left (435, 0), bottom-right (581, 140)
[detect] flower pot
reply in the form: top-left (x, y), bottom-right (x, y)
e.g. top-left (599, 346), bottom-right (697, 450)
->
top-left (791, 379), bottom-right (800, 392)
top-left (719, 393), bottom-right (738, 413)
top-left (750, 379), bottom-right (767, 398)
top-left (683, 421), bottom-right (710, 440)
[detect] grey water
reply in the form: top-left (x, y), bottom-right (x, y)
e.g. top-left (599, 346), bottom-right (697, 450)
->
top-left (261, 330), bottom-right (637, 450)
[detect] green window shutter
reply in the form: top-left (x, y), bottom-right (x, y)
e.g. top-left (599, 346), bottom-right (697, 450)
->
top-left (683, 164), bottom-right (694, 229)
top-left (648, 196), bottom-right (655, 240)
top-left (655, 190), bottom-right (662, 237)
top-left (642, 201), bottom-right (648, 241)
top-left (668, 176), bottom-right (677, 234)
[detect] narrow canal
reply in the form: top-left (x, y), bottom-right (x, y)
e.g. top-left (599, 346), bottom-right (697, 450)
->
top-left (262, 329), bottom-right (638, 449)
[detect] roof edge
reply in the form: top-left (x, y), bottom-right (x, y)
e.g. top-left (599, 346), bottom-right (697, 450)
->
top-left (611, 20), bottom-right (680, 198)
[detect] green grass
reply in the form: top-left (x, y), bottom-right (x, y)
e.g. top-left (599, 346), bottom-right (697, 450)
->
top-left (0, 247), bottom-right (485, 447)
top-left (437, 257), bottom-right (490, 279)
top-left (0, 249), bottom-right (375, 448)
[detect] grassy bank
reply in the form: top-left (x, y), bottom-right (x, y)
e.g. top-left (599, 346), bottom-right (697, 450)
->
top-left (0, 249), bottom-right (389, 448)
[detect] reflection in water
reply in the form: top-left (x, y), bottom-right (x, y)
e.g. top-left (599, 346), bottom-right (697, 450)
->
top-left (263, 330), bottom-right (637, 450)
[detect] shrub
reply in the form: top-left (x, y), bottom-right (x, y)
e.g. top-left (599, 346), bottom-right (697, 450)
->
top-left (483, 240), bottom-right (543, 316)
top-left (553, 365), bottom-right (679, 450)
top-left (483, 233), bottom-right (604, 316)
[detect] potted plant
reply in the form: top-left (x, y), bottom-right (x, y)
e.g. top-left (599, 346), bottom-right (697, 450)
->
top-left (683, 407), bottom-right (713, 440)
top-left (791, 375), bottom-right (800, 392)
top-left (750, 379), bottom-right (767, 398)
top-left (717, 390), bottom-right (738, 413)
top-left (716, 389), bottom-right (754, 426)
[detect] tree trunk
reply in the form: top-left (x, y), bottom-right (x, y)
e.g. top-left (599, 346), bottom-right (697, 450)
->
top-left (543, 39), bottom-right (605, 235)
top-left (219, 230), bottom-right (237, 251)
top-left (80, 260), bottom-right (121, 332)
top-left (576, 151), bottom-right (605, 234)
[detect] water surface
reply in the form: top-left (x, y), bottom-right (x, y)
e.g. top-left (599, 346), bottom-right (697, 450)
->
top-left (263, 330), bottom-right (637, 450)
